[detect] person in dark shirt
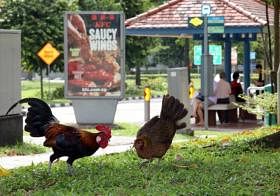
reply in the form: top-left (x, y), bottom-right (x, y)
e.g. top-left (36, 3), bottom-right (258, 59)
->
top-left (255, 64), bottom-right (264, 95)
top-left (230, 71), bottom-right (245, 102)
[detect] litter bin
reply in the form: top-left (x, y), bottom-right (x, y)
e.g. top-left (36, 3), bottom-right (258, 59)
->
top-left (264, 84), bottom-right (272, 93)
top-left (0, 114), bottom-right (23, 146)
top-left (264, 112), bottom-right (277, 126)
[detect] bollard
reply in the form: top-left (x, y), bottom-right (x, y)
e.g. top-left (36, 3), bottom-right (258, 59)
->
top-left (144, 86), bottom-right (151, 121)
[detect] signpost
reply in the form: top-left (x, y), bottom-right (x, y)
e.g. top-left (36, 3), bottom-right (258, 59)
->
top-left (37, 42), bottom-right (60, 66)
top-left (201, 4), bottom-right (211, 130)
top-left (37, 42), bottom-right (60, 99)
top-left (207, 16), bottom-right (224, 34)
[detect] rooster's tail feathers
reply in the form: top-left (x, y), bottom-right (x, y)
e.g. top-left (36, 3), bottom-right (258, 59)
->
top-left (160, 95), bottom-right (188, 123)
top-left (6, 98), bottom-right (58, 137)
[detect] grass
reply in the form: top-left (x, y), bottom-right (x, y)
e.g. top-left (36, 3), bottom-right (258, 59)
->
top-left (0, 142), bottom-right (46, 156)
top-left (0, 123), bottom-right (236, 157)
top-left (1, 126), bottom-right (279, 195)
top-left (21, 80), bottom-right (68, 104)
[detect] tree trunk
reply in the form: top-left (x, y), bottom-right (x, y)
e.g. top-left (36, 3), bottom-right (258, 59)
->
top-left (265, 1), bottom-right (273, 69)
top-left (135, 64), bottom-right (141, 86)
top-left (40, 65), bottom-right (44, 99)
top-left (272, 0), bottom-right (280, 92)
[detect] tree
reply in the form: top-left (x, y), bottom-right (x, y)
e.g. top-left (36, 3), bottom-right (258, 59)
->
top-left (272, 0), bottom-right (279, 91)
top-left (121, 0), bottom-right (159, 85)
top-left (0, 0), bottom-right (77, 73)
top-left (77, 0), bottom-right (122, 11)
top-left (153, 38), bottom-right (187, 68)
top-left (0, 0), bottom-right (76, 98)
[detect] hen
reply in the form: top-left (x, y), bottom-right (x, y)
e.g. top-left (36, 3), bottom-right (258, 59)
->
top-left (134, 95), bottom-right (188, 163)
top-left (6, 98), bottom-right (111, 174)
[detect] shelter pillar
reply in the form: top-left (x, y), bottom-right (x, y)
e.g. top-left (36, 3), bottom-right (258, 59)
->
top-left (224, 36), bottom-right (232, 82)
top-left (243, 37), bottom-right (251, 91)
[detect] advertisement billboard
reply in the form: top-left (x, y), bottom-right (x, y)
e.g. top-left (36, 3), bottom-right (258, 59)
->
top-left (64, 12), bottom-right (125, 99)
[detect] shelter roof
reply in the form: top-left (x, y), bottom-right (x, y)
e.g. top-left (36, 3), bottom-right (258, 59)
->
top-left (125, 0), bottom-right (274, 36)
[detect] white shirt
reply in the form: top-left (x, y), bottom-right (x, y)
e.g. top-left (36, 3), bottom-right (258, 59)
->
top-left (214, 78), bottom-right (231, 99)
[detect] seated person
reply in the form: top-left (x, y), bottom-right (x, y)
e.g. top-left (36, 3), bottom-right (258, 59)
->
top-left (255, 64), bottom-right (265, 95)
top-left (192, 91), bottom-right (217, 126)
top-left (214, 71), bottom-right (231, 123)
top-left (230, 71), bottom-right (245, 102)
top-left (192, 71), bottom-right (231, 125)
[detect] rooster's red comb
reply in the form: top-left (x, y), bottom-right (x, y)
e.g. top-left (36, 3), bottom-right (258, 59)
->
top-left (96, 124), bottom-right (111, 138)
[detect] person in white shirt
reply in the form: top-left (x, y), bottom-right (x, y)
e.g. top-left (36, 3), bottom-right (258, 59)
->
top-left (192, 71), bottom-right (231, 126)
top-left (214, 71), bottom-right (231, 123)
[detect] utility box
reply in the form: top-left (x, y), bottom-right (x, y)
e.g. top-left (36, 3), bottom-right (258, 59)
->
top-left (167, 67), bottom-right (192, 135)
top-left (0, 30), bottom-right (22, 146)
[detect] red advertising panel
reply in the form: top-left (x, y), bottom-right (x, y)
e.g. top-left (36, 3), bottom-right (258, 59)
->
top-left (64, 12), bottom-right (124, 98)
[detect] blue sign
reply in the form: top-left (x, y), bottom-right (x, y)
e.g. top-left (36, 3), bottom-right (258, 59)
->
top-left (250, 52), bottom-right (256, 60)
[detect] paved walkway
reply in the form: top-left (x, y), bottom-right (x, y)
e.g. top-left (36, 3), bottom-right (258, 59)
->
top-left (0, 136), bottom-right (134, 169)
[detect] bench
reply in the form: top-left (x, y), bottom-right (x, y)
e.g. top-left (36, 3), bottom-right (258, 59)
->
top-left (208, 103), bottom-right (238, 126)
top-left (195, 98), bottom-right (239, 126)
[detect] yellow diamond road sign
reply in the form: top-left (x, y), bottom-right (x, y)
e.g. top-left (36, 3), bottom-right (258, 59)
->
top-left (190, 17), bottom-right (203, 27)
top-left (37, 42), bottom-right (60, 65)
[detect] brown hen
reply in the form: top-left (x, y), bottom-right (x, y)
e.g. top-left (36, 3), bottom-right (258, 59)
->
top-left (134, 95), bottom-right (188, 163)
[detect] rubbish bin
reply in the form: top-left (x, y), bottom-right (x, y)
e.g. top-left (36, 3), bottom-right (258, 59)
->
top-left (167, 67), bottom-right (192, 135)
top-left (264, 112), bottom-right (277, 126)
top-left (0, 114), bottom-right (23, 146)
top-left (264, 84), bottom-right (272, 93)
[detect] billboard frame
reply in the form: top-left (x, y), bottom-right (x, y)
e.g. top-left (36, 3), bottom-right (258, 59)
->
top-left (64, 11), bottom-right (125, 100)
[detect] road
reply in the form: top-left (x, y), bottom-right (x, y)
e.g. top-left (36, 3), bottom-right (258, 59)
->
top-left (47, 98), bottom-right (163, 125)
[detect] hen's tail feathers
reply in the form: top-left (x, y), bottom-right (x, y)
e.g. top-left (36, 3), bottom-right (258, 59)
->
top-left (160, 95), bottom-right (188, 129)
top-left (6, 98), bottom-right (58, 137)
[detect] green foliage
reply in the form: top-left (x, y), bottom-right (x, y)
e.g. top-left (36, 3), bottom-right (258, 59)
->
top-left (238, 93), bottom-right (277, 116)
top-left (21, 80), bottom-right (69, 104)
top-left (44, 86), bottom-right (64, 100)
top-left (0, 142), bottom-right (46, 156)
top-left (125, 75), bottom-right (167, 97)
top-left (78, 0), bottom-right (122, 11)
top-left (0, 0), bottom-right (77, 72)
top-left (1, 127), bottom-right (280, 194)
top-left (152, 38), bottom-right (186, 67)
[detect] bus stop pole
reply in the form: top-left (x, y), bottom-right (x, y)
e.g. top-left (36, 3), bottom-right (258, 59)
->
top-left (203, 15), bottom-right (209, 130)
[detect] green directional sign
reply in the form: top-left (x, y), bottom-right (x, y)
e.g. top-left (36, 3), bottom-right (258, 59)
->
top-left (194, 45), bottom-right (222, 65)
top-left (207, 16), bottom-right (224, 34)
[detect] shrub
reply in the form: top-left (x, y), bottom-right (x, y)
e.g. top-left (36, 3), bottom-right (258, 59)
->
top-left (237, 92), bottom-right (277, 116)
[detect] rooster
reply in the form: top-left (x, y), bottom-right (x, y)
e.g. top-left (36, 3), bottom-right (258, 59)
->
top-left (6, 98), bottom-right (111, 175)
top-left (134, 95), bottom-right (188, 164)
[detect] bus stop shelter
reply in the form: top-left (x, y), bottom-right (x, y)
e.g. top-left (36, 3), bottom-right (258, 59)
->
top-left (125, 0), bottom-right (274, 91)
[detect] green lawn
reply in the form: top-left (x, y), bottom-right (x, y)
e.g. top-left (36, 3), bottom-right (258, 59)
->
top-left (0, 123), bottom-right (236, 157)
top-left (0, 142), bottom-right (47, 156)
top-left (1, 126), bottom-right (279, 195)
top-left (21, 80), bottom-right (68, 104)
